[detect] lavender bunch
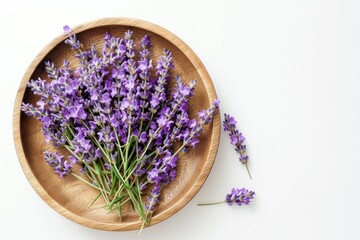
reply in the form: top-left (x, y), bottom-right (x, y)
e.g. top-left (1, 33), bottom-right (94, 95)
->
top-left (223, 113), bottom-right (251, 179)
top-left (197, 188), bottom-right (255, 206)
top-left (21, 25), bottom-right (219, 226)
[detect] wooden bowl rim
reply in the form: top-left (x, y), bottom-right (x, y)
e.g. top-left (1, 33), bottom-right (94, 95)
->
top-left (13, 17), bottom-right (220, 231)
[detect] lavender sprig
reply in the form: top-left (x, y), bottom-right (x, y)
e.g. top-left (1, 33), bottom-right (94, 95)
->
top-left (223, 113), bottom-right (252, 179)
top-left (197, 188), bottom-right (255, 206)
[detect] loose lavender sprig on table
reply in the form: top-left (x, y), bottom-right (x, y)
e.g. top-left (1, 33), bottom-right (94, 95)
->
top-left (197, 188), bottom-right (255, 206)
top-left (223, 113), bottom-right (252, 179)
top-left (21, 25), bottom-right (219, 226)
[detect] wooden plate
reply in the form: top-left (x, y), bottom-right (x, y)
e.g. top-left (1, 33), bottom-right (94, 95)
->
top-left (13, 18), bottom-right (220, 231)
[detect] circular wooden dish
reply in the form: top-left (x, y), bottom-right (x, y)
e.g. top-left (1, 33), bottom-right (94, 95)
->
top-left (13, 18), bottom-right (220, 231)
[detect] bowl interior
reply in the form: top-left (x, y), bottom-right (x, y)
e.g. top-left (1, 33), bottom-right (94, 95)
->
top-left (15, 19), bottom-right (219, 231)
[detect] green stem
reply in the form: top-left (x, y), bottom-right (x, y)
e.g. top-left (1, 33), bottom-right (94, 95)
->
top-left (244, 163), bottom-right (252, 180)
top-left (98, 160), bottom-right (111, 192)
top-left (85, 163), bottom-right (110, 203)
top-left (70, 173), bottom-right (108, 194)
top-left (112, 126), bottom-right (126, 167)
top-left (197, 201), bottom-right (225, 206)
top-left (64, 145), bottom-right (82, 161)
top-left (124, 150), bottom-right (157, 182)
top-left (145, 113), bottom-right (153, 132)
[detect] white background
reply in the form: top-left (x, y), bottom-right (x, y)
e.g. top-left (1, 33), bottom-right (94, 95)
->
top-left (1, 0), bottom-right (360, 239)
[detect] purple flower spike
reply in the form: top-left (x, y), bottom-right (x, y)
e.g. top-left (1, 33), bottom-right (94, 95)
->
top-left (43, 150), bottom-right (74, 178)
top-left (226, 188), bottom-right (255, 206)
top-left (64, 27), bottom-right (81, 50)
top-left (223, 113), bottom-right (252, 179)
top-left (146, 184), bottom-right (161, 211)
top-left (140, 35), bottom-right (151, 49)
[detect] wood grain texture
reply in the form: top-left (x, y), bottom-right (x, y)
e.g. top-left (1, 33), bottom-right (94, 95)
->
top-left (13, 18), bottom-right (220, 231)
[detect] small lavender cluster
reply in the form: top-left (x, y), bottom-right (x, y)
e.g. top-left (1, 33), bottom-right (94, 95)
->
top-left (225, 188), bottom-right (255, 206)
top-left (197, 187), bottom-right (255, 207)
top-left (21, 26), bottom-right (219, 225)
top-left (223, 113), bottom-right (251, 179)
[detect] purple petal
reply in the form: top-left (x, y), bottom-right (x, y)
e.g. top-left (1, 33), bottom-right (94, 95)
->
top-left (63, 25), bottom-right (72, 35)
